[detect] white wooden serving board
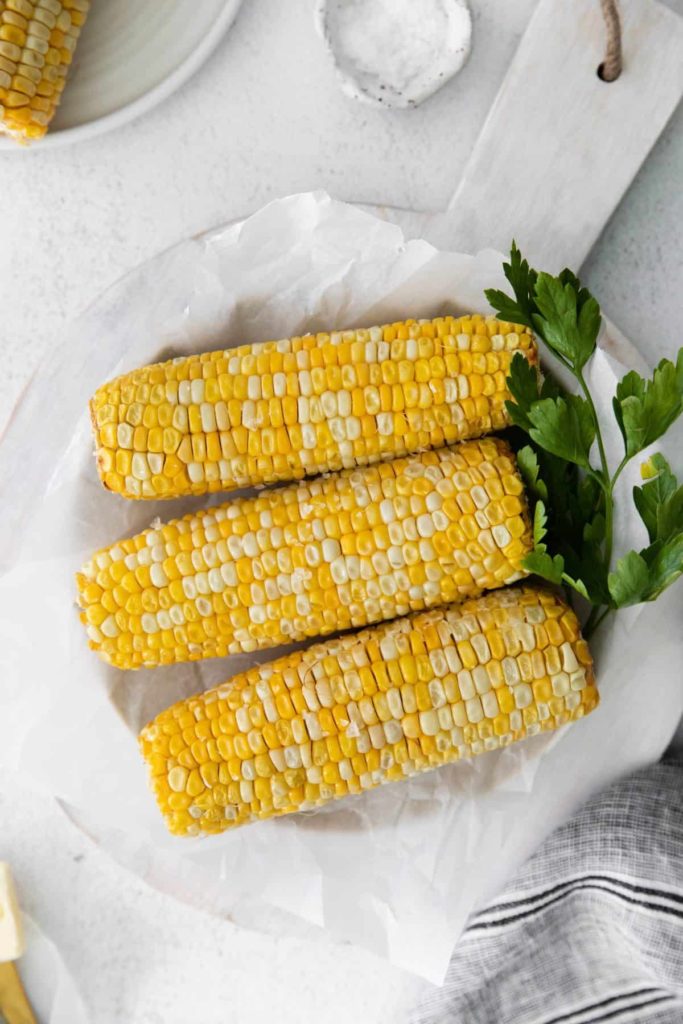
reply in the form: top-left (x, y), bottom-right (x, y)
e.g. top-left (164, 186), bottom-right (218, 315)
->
top-left (371, 0), bottom-right (683, 273)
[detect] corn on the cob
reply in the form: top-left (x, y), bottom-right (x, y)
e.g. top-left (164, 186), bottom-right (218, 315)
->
top-left (0, 0), bottom-right (89, 143)
top-left (77, 438), bottom-right (533, 669)
top-left (140, 585), bottom-right (597, 837)
top-left (91, 315), bottom-right (537, 500)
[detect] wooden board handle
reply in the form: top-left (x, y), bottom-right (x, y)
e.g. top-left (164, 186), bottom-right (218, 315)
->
top-left (445, 0), bottom-right (683, 271)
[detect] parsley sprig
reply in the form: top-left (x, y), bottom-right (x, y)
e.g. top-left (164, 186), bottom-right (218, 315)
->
top-left (486, 244), bottom-right (683, 637)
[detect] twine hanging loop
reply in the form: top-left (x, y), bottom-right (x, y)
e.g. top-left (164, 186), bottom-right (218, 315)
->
top-left (599, 0), bottom-right (622, 81)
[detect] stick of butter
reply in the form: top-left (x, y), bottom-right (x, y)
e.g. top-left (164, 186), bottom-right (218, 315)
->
top-left (0, 863), bottom-right (25, 962)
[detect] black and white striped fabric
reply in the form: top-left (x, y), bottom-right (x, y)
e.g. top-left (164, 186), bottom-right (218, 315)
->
top-left (413, 761), bottom-right (683, 1024)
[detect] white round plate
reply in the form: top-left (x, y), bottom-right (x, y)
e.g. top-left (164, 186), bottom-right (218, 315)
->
top-left (0, 0), bottom-right (242, 150)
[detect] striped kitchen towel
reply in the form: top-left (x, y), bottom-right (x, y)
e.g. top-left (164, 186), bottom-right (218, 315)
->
top-left (413, 761), bottom-right (683, 1024)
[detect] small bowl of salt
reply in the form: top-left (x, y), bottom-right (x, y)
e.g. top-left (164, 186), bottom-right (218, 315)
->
top-left (316, 0), bottom-right (472, 109)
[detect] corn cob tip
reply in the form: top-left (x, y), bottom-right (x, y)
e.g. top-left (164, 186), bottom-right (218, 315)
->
top-left (0, 0), bottom-right (91, 143)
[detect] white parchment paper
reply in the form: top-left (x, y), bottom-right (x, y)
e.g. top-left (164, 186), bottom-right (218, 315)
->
top-left (1, 193), bottom-right (681, 982)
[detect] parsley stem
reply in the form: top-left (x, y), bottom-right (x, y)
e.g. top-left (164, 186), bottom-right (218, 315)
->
top-left (611, 454), bottom-right (630, 488)
top-left (576, 369), bottom-right (610, 486)
top-left (576, 369), bottom-right (615, 574)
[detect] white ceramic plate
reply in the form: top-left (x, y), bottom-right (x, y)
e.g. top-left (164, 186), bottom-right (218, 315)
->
top-left (0, 0), bottom-right (242, 150)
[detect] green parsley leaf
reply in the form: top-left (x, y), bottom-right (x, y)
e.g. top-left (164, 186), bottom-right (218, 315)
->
top-left (527, 394), bottom-right (596, 468)
top-left (613, 355), bottom-right (683, 458)
top-left (642, 535), bottom-right (683, 599)
top-left (633, 454), bottom-right (678, 543)
top-left (577, 474), bottom-right (602, 522)
top-left (656, 488), bottom-right (683, 549)
top-left (497, 244), bottom-right (683, 633)
top-left (523, 549), bottom-right (565, 585)
top-left (583, 514), bottom-right (606, 545)
top-left (540, 373), bottom-right (563, 400)
top-left (485, 241), bottom-right (538, 329)
top-left (532, 273), bottom-right (600, 371)
top-left (504, 352), bottom-right (540, 430)
top-left (516, 445), bottom-right (548, 501)
top-left (562, 573), bottom-right (590, 601)
top-left (485, 288), bottom-right (527, 328)
top-left (533, 500), bottom-right (548, 545)
top-left (608, 551), bottom-right (650, 607)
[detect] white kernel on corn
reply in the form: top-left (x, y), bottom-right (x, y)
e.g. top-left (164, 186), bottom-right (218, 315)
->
top-left (384, 719), bottom-right (403, 743)
top-left (570, 670), bottom-right (586, 691)
top-left (419, 709), bottom-right (439, 736)
top-left (200, 403), bottom-right (216, 432)
top-left (561, 643), bottom-right (580, 672)
top-left (369, 723), bottom-right (386, 749)
top-left (330, 557), bottom-right (348, 585)
top-left (437, 706), bottom-right (453, 730)
top-left (509, 710), bottom-right (523, 732)
top-left (141, 614), bottom-right (159, 635)
top-left (552, 673), bottom-right (570, 697)
top-left (100, 615), bottom-right (119, 638)
top-left (168, 767), bottom-right (188, 793)
top-left (322, 538), bottom-right (341, 562)
top-left (514, 683), bottom-right (533, 709)
top-left (428, 679), bottom-right (446, 707)
top-left (304, 712), bottom-right (323, 740)
top-left (518, 624), bottom-right (535, 652)
top-left (465, 697), bottom-right (484, 723)
top-left (458, 670), bottom-right (475, 700)
top-left (502, 657), bottom-right (520, 685)
top-left (416, 514), bottom-right (435, 539)
top-left (150, 563), bottom-right (168, 588)
top-left (481, 690), bottom-right (499, 718)
top-left (117, 423), bottom-right (133, 449)
top-left (492, 525), bottom-right (512, 548)
top-left (284, 745), bottom-right (302, 768)
top-left (356, 729), bottom-right (371, 753)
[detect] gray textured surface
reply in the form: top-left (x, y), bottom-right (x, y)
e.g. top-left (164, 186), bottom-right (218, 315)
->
top-left (583, 101), bottom-right (683, 368)
top-left (0, 0), bottom-right (681, 1019)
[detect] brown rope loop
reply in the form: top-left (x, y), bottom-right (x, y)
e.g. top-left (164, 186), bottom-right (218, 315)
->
top-left (598, 0), bottom-right (622, 82)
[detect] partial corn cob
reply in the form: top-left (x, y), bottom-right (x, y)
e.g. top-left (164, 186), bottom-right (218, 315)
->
top-left (0, 0), bottom-right (89, 143)
top-left (77, 438), bottom-right (533, 669)
top-left (140, 585), bottom-right (597, 837)
top-left (91, 315), bottom-right (537, 500)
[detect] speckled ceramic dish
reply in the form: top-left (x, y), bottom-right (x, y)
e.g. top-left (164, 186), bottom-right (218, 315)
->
top-left (316, 0), bottom-right (472, 109)
top-left (0, 0), bottom-right (242, 150)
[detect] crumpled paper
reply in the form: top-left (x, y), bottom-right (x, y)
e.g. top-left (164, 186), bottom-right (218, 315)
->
top-left (13, 916), bottom-right (88, 1024)
top-left (0, 192), bottom-right (681, 983)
